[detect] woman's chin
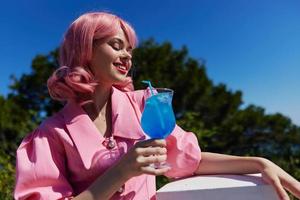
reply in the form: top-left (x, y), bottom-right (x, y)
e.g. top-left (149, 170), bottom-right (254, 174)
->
top-left (114, 72), bottom-right (129, 81)
top-left (113, 76), bottom-right (133, 88)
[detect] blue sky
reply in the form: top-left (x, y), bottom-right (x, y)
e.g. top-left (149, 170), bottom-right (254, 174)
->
top-left (0, 0), bottom-right (299, 125)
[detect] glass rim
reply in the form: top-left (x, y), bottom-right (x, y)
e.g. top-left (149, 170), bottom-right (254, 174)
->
top-left (153, 88), bottom-right (174, 94)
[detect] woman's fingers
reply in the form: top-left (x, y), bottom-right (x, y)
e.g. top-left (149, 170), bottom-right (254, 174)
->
top-left (141, 165), bottom-right (171, 176)
top-left (135, 147), bottom-right (167, 156)
top-left (136, 139), bottom-right (167, 148)
top-left (136, 154), bottom-right (167, 166)
top-left (281, 176), bottom-right (300, 198)
top-left (271, 178), bottom-right (290, 200)
top-left (119, 139), bottom-right (169, 178)
top-left (274, 164), bottom-right (300, 199)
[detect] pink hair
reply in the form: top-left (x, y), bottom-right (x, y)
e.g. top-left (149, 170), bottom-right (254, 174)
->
top-left (47, 12), bottom-right (137, 102)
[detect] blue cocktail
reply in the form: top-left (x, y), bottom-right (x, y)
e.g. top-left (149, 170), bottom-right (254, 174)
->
top-left (141, 88), bottom-right (176, 139)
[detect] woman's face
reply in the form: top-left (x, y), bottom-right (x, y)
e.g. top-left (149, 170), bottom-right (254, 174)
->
top-left (90, 28), bottom-right (133, 86)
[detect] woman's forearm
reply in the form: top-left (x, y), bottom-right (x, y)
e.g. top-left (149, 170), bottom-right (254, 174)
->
top-left (74, 163), bottom-right (128, 200)
top-left (73, 139), bottom-right (169, 200)
top-left (195, 152), bottom-right (265, 175)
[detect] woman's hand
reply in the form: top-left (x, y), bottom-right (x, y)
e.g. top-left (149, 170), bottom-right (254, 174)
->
top-left (75, 139), bottom-right (170, 200)
top-left (196, 152), bottom-right (300, 200)
top-left (259, 158), bottom-right (300, 200)
top-left (117, 139), bottom-right (171, 180)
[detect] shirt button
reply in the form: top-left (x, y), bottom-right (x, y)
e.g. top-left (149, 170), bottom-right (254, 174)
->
top-left (117, 186), bottom-right (124, 193)
top-left (107, 140), bottom-right (116, 149)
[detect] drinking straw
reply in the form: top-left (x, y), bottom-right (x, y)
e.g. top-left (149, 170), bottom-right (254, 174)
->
top-left (141, 80), bottom-right (154, 96)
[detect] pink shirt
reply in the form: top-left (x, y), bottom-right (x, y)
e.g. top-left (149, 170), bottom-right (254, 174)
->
top-left (14, 87), bottom-right (201, 200)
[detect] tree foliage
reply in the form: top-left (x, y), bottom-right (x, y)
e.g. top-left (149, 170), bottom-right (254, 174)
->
top-left (0, 149), bottom-right (15, 199)
top-left (1, 39), bottom-right (299, 197)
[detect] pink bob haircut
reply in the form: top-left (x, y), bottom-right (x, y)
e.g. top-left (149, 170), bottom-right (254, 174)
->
top-left (47, 12), bottom-right (137, 103)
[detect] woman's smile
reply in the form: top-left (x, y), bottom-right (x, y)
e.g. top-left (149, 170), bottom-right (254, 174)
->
top-left (113, 61), bottom-right (129, 74)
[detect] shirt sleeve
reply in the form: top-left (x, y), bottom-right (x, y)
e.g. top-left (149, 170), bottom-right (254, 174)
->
top-left (164, 125), bottom-right (201, 179)
top-left (14, 127), bottom-right (74, 200)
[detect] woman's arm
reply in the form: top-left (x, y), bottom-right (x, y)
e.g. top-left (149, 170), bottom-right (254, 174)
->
top-left (73, 163), bottom-right (128, 200)
top-left (195, 152), bottom-right (263, 175)
top-left (196, 152), bottom-right (300, 200)
top-left (74, 139), bottom-right (170, 200)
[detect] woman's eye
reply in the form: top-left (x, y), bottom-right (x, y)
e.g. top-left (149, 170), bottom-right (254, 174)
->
top-left (110, 42), bottom-right (122, 50)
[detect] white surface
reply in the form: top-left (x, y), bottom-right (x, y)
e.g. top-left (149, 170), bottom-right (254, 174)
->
top-left (157, 174), bottom-right (280, 200)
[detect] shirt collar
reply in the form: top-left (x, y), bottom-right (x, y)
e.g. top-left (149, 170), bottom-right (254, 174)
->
top-left (61, 86), bottom-right (145, 168)
top-left (110, 86), bottom-right (145, 140)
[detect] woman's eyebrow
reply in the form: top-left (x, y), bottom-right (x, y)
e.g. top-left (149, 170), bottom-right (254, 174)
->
top-left (110, 38), bottom-right (124, 44)
top-left (109, 37), bottom-right (133, 50)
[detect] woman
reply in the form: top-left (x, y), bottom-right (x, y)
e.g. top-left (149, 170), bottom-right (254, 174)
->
top-left (14, 12), bottom-right (300, 200)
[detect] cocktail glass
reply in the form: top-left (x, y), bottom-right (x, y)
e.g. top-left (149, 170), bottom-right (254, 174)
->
top-left (141, 88), bottom-right (176, 168)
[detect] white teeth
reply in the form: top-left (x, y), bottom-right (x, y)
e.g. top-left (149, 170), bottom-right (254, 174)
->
top-left (117, 65), bottom-right (126, 70)
top-left (114, 63), bottom-right (127, 71)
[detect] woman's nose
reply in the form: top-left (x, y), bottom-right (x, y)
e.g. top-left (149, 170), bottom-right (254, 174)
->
top-left (121, 50), bottom-right (132, 60)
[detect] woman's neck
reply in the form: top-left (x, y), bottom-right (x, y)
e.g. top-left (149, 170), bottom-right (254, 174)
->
top-left (93, 85), bottom-right (112, 111)
top-left (83, 84), bottom-right (112, 120)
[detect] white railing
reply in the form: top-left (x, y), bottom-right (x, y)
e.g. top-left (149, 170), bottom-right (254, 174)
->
top-left (157, 174), bottom-right (279, 200)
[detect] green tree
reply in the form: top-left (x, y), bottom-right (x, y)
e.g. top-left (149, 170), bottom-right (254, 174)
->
top-left (0, 95), bottom-right (37, 155)
top-left (0, 149), bottom-right (15, 199)
top-left (9, 49), bottom-right (62, 119)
